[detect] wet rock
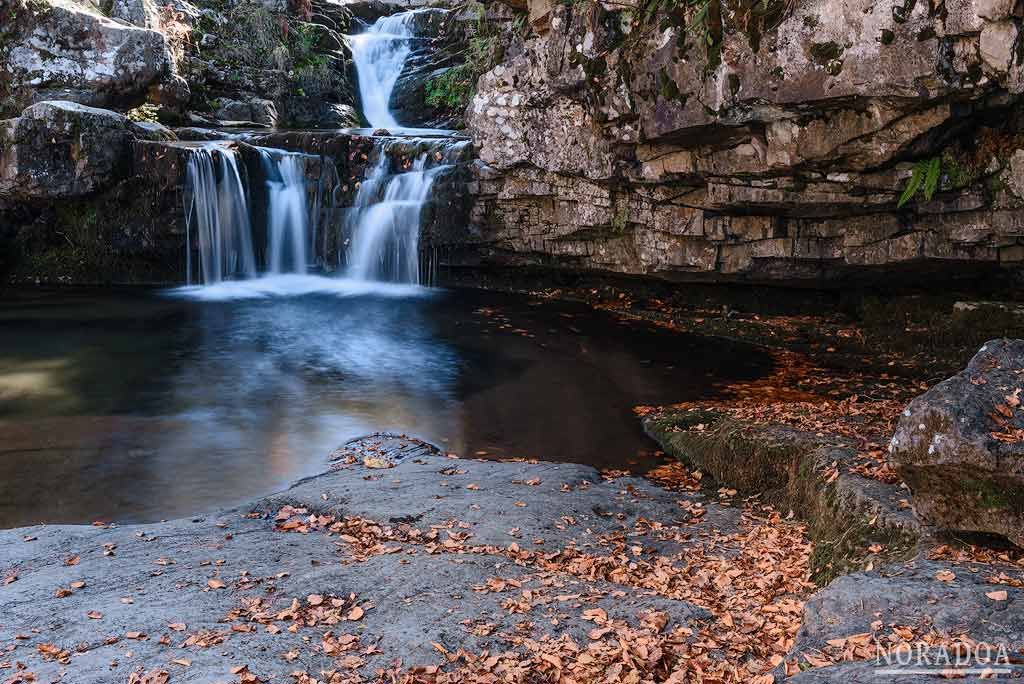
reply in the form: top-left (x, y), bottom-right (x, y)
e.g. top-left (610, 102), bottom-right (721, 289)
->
top-left (0, 435), bottom-right (717, 683)
top-left (1, 0), bottom-right (172, 116)
top-left (890, 339), bottom-right (1024, 547)
top-left (0, 101), bottom-right (168, 200)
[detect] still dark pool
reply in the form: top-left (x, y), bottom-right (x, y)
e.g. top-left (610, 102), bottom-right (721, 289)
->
top-left (0, 277), bottom-right (771, 527)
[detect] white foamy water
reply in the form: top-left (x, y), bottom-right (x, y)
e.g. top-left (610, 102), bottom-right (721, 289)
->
top-left (345, 139), bottom-right (469, 284)
top-left (184, 144), bottom-right (321, 285)
top-left (169, 274), bottom-right (431, 301)
top-left (348, 12), bottom-right (419, 129)
top-left (184, 144), bottom-right (257, 285)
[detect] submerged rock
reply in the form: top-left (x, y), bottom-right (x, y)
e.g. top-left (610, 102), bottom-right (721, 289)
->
top-left (0, 0), bottom-right (172, 117)
top-left (890, 339), bottom-right (1024, 546)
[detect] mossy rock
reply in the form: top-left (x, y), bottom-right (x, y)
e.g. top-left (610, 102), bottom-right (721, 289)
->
top-left (645, 409), bottom-right (921, 585)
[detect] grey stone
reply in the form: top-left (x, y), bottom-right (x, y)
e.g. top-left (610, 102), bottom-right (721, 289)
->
top-left (0, 101), bottom-right (143, 200)
top-left (0, 435), bottom-right (719, 682)
top-left (980, 21), bottom-right (1020, 73)
top-left (785, 558), bottom-right (1024, 682)
top-left (110, 0), bottom-right (161, 29)
top-left (889, 339), bottom-right (1024, 546)
top-left (1, 0), bottom-right (172, 116)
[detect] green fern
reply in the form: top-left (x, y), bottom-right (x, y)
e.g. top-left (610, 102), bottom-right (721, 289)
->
top-left (897, 156), bottom-right (942, 208)
top-left (922, 156), bottom-right (941, 201)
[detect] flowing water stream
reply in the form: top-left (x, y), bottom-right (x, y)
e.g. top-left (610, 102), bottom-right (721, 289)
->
top-left (183, 144), bottom-right (321, 285)
top-left (181, 9), bottom-right (462, 288)
top-left (348, 12), bottom-right (419, 129)
top-left (346, 138), bottom-right (469, 283)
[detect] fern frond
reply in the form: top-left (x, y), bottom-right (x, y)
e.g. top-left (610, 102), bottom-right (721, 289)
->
top-left (897, 161), bottom-right (926, 208)
top-left (923, 156), bottom-right (941, 201)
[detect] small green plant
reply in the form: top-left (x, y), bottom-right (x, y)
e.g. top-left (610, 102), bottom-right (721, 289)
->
top-left (423, 23), bottom-right (495, 112)
top-left (425, 64), bottom-right (476, 109)
top-left (897, 156), bottom-right (942, 208)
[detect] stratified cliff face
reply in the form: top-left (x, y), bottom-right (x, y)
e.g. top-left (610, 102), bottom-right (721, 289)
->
top-left (461, 0), bottom-right (1024, 285)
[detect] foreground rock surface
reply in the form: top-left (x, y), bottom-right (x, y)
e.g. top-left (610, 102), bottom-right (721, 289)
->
top-left (0, 436), bottom-right (732, 682)
top-left (890, 339), bottom-right (1024, 547)
top-left (2, 435), bottom-right (1023, 682)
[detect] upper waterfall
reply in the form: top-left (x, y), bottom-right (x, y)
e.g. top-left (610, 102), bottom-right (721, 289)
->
top-left (348, 12), bottom-right (419, 129)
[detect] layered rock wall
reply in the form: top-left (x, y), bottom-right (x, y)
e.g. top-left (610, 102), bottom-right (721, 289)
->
top-left (457, 0), bottom-right (1024, 285)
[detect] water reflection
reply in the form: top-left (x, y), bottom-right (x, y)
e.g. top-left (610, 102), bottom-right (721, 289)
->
top-left (0, 284), bottom-right (772, 527)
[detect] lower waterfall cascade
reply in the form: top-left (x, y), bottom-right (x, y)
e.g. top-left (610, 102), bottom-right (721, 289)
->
top-left (345, 138), bottom-right (470, 285)
top-left (183, 144), bottom-right (257, 285)
top-left (183, 143), bottom-right (325, 285)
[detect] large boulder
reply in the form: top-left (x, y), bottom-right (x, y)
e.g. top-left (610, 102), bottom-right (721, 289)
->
top-left (890, 339), bottom-right (1024, 546)
top-left (0, 101), bottom-right (170, 200)
top-left (0, 0), bottom-right (172, 117)
top-left (110, 0), bottom-right (162, 29)
top-left (279, 98), bottom-right (359, 128)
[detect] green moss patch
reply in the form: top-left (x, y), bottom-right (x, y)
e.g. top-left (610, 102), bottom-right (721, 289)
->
top-left (645, 409), bottom-right (921, 585)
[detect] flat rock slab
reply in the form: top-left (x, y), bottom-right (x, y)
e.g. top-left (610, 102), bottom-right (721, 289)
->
top-left (0, 435), bottom-right (725, 683)
top-left (786, 557), bottom-right (1024, 682)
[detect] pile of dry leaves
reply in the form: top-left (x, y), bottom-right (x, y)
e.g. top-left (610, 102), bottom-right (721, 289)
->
top-left (264, 491), bottom-right (813, 684)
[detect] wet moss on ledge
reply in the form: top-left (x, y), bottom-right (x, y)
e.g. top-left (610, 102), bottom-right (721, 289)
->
top-left (644, 409), bottom-right (921, 585)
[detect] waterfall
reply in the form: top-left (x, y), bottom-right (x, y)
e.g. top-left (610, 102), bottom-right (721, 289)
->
top-left (348, 12), bottom-right (418, 129)
top-left (258, 148), bottom-right (310, 275)
top-left (346, 139), bottom-right (468, 284)
top-left (177, 7), bottom-right (471, 293)
top-left (184, 144), bottom-right (257, 285)
top-left (183, 143), bottom-right (320, 284)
